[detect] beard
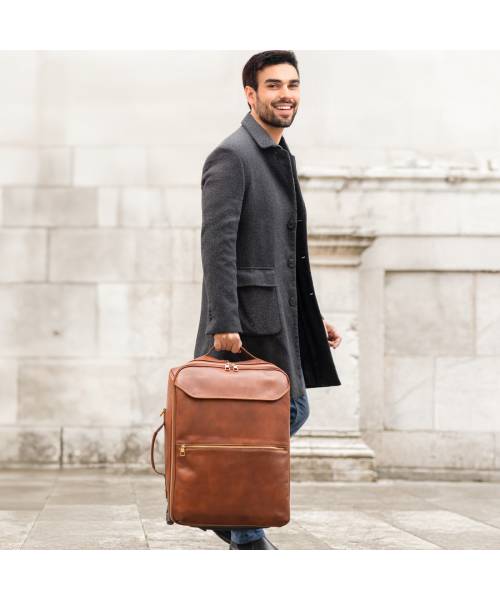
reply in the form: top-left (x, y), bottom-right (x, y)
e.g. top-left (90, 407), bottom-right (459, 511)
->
top-left (254, 96), bottom-right (297, 128)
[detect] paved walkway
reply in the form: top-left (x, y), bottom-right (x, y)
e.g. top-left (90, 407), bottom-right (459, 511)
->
top-left (2, 469), bottom-right (500, 549)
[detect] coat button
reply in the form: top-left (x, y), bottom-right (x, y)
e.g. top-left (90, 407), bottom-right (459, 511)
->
top-left (287, 258), bottom-right (295, 268)
top-left (287, 219), bottom-right (295, 230)
top-left (289, 296), bottom-right (296, 307)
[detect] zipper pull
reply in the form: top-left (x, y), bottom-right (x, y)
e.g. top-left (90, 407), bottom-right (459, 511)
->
top-left (179, 444), bottom-right (186, 457)
top-left (224, 361), bottom-right (230, 371)
top-left (232, 363), bottom-right (238, 372)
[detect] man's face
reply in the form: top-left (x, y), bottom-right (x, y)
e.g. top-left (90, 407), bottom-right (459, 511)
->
top-left (248, 63), bottom-right (300, 128)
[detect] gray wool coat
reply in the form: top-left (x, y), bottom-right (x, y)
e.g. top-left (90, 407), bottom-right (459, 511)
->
top-left (193, 111), bottom-right (341, 400)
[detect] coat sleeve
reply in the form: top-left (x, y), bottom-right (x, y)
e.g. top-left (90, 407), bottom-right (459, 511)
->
top-left (201, 146), bottom-right (245, 336)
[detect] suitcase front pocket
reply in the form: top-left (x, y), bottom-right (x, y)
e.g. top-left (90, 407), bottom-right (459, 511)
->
top-left (171, 442), bottom-right (290, 528)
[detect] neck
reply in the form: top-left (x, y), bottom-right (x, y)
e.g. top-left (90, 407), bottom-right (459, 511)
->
top-left (250, 109), bottom-right (283, 145)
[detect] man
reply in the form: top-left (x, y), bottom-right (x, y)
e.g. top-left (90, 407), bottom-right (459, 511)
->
top-left (194, 50), bottom-right (342, 550)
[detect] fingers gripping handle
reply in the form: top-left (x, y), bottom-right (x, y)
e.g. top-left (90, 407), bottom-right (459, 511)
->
top-left (198, 343), bottom-right (260, 361)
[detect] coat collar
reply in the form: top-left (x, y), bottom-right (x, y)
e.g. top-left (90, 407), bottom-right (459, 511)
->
top-left (241, 111), bottom-right (294, 156)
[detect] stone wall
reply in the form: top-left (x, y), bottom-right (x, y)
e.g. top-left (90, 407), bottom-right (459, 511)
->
top-left (302, 168), bottom-right (500, 480)
top-left (1, 51), bottom-right (499, 477)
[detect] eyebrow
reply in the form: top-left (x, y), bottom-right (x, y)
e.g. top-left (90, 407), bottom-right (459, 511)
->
top-left (263, 78), bottom-right (300, 84)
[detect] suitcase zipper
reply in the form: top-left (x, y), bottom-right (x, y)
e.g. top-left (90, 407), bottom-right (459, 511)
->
top-left (178, 443), bottom-right (287, 456)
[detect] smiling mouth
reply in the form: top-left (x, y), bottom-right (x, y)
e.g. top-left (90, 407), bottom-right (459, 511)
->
top-left (274, 104), bottom-right (294, 113)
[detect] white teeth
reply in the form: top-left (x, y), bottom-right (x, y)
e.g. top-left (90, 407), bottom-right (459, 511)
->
top-left (276, 105), bottom-right (292, 109)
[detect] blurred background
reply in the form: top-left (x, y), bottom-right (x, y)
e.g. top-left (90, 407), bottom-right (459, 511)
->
top-left (1, 50), bottom-right (499, 481)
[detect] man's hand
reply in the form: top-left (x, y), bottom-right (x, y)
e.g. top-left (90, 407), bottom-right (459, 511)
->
top-left (323, 319), bottom-right (342, 349)
top-left (214, 332), bottom-right (242, 354)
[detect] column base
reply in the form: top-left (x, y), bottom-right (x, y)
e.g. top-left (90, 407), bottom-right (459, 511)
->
top-left (291, 430), bottom-right (377, 482)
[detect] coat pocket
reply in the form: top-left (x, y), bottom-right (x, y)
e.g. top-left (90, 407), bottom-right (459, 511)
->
top-left (236, 267), bottom-right (282, 335)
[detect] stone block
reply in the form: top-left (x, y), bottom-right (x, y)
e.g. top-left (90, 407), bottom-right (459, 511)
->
top-left (62, 426), bottom-right (152, 465)
top-left (0, 284), bottom-right (96, 357)
top-left (134, 358), bottom-right (170, 422)
top-left (50, 229), bottom-right (135, 281)
top-left (476, 272), bottom-right (500, 355)
top-left (384, 356), bottom-right (434, 430)
top-left (0, 52), bottom-right (38, 144)
top-left (164, 186), bottom-right (201, 228)
top-left (457, 193), bottom-right (500, 235)
top-left (120, 188), bottom-right (168, 226)
top-left (3, 187), bottom-right (97, 226)
top-left (312, 266), bottom-right (358, 312)
top-left (0, 229), bottom-right (46, 281)
top-left (39, 147), bottom-right (72, 185)
top-left (435, 357), bottom-right (500, 431)
top-left (97, 188), bottom-right (120, 226)
top-left (378, 431), bottom-right (495, 470)
top-left (0, 360), bottom-right (17, 424)
top-left (0, 427), bottom-right (60, 465)
top-left (98, 284), bottom-right (170, 357)
top-left (170, 283), bottom-right (202, 358)
top-left (50, 229), bottom-right (176, 282)
top-left (359, 267), bottom-right (385, 431)
top-left (74, 147), bottom-right (148, 186)
top-left (193, 229), bottom-right (202, 282)
top-left (134, 229), bottom-right (172, 282)
top-left (32, 52), bottom-right (243, 146)
top-left (304, 190), bottom-right (354, 231)
top-left (291, 457), bottom-right (376, 482)
top-left (18, 360), bottom-right (137, 426)
top-left (147, 145), bottom-right (208, 186)
top-left (291, 508), bottom-right (434, 549)
top-left (385, 271), bottom-right (474, 355)
top-left (170, 228), bottom-right (197, 282)
top-left (305, 311), bottom-right (359, 430)
top-left (495, 433), bottom-right (500, 470)
top-left (364, 236), bottom-right (500, 272)
top-left (0, 148), bottom-right (38, 185)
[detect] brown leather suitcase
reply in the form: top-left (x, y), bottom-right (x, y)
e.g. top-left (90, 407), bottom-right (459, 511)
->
top-left (150, 345), bottom-right (291, 529)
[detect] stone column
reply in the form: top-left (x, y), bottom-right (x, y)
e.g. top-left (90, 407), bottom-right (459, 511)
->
top-left (290, 228), bottom-right (378, 481)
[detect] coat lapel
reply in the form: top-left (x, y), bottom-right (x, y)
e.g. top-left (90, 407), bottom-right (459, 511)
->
top-left (241, 111), bottom-right (299, 203)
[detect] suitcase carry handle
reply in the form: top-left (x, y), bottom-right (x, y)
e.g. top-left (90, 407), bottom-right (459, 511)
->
top-left (150, 419), bottom-right (166, 477)
top-left (199, 343), bottom-right (260, 361)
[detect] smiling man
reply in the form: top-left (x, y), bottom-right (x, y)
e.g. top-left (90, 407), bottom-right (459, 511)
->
top-left (194, 50), bottom-right (342, 550)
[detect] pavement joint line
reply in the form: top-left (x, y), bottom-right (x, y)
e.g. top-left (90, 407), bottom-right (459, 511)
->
top-left (20, 471), bottom-right (61, 549)
top-left (290, 519), bottom-right (334, 549)
top-left (130, 474), bottom-right (151, 549)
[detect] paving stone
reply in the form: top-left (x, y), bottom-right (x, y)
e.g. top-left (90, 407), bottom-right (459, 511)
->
top-left (0, 510), bottom-right (39, 549)
top-left (365, 509), bottom-right (500, 550)
top-left (1, 471), bottom-right (500, 550)
top-left (293, 509), bottom-right (439, 550)
top-left (38, 503), bottom-right (140, 522)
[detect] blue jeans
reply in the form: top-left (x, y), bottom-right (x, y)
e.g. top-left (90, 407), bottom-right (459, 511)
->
top-left (230, 390), bottom-right (310, 544)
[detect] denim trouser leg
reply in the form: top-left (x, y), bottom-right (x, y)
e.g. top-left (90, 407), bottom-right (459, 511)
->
top-left (230, 390), bottom-right (310, 544)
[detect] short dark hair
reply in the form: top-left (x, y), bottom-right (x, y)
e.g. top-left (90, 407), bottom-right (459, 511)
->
top-left (242, 50), bottom-right (299, 110)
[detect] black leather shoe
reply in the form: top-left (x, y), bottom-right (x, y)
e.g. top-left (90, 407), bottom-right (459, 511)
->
top-left (212, 529), bottom-right (232, 544)
top-left (229, 535), bottom-right (278, 550)
top-left (198, 526), bottom-right (232, 544)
